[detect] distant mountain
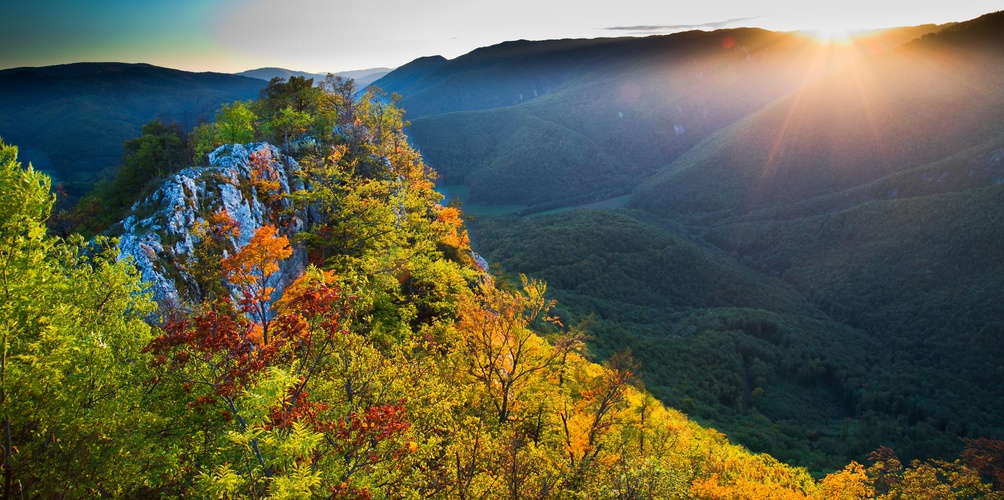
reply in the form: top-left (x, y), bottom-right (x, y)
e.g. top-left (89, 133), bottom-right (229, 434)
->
top-left (237, 67), bottom-right (328, 82)
top-left (334, 67), bottom-right (393, 87)
top-left (0, 62), bottom-right (264, 194)
top-left (375, 26), bottom-right (940, 208)
top-left (238, 67), bottom-right (392, 87)
top-left (379, 12), bottom-right (1004, 472)
top-left (630, 24), bottom-right (1004, 217)
top-left (366, 56), bottom-right (448, 97)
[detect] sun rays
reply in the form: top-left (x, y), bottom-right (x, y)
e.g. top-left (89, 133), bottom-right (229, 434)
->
top-left (755, 29), bottom-right (902, 205)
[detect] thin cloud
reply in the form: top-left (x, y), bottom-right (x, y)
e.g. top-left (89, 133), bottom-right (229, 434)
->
top-left (604, 17), bottom-right (759, 33)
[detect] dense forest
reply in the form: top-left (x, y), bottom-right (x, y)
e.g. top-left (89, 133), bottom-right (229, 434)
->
top-left (365, 11), bottom-right (1004, 473)
top-left (3, 69), bottom-right (1004, 497)
top-left (0, 63), bottom-right (265, 201)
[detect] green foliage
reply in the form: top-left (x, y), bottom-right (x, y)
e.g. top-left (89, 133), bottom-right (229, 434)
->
top-left (468, 209), bottom-right (886, 471)
top-left (0, 139), bottom-right (165, 496)
top-left (215, 101), bottom-right (257, 146)
top-left (56, 118), bottom-right (189, 236)
top-left (0, 62), bottom-right (262, 198)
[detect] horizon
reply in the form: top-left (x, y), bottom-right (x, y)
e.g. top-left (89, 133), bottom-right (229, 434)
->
top-left (2, 1), bottom-right (1001, 75)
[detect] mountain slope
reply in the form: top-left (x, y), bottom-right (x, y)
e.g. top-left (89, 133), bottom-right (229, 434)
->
top-left (468, 208), bottom-right (923, 471)
top-left (379, 12), bottom-right (1004, 471)
top-left (630, 29), bottom-right (1004, 219)
top-left (0, 62), bottom-right (264, 191)
top-left (384, 26), bottom-right (938, 209)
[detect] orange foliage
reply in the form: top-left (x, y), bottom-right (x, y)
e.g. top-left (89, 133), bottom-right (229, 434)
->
top-left (222, 224), bottom-right (291, 289)
top-left (202, 208), bottom-right (241, 241)
top-left (691, 475), bottom-right (812, 500)
top-left (434, 205), bottom-right (470, 249)
top-left (249, 149), bottom-right (282, 198)
top-left (220, 224), bottom-right (292, 345)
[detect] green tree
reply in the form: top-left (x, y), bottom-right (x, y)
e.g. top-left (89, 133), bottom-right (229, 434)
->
top-left (66, 119), bottom-right (188, 235)
top-left (217, 100), bottom-right (257, 145)
top-left (0, 139), bottom-right (164, 496)
top-left (189, 121), bottom-right (219, 165)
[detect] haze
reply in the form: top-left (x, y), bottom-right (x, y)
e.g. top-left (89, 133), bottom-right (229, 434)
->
top-left (2, 0), bottom-right (1000, 73)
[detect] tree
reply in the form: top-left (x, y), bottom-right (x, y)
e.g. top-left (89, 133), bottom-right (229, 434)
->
top-left (67, 119), bottom-right (189, 234)
top-left (457, 275), bottom-right (567, 424)
top-left (221, 224), bottom-right (292, 346)
top-left (0, 139), bottom-right (163, 496)
top-left (865, 446), bottom-right (998, 499)
top-left (559, 351), bottom-right (637, 470)
top-left (216, 101), bottom-right (257, 145)
top-left (962, 438), bottom-right (1004, 490)
top-left (189, 121), bottom-right (219, 165)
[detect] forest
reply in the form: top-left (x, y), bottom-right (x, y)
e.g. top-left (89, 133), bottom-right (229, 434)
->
top-left (371, 12), bottom-right (1004, 473)
top-left (3, 70), bottom-right (1004, 498)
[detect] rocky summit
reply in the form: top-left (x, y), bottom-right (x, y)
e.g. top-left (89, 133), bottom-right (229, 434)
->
top-left (116, 142), bottom-right (307, 308)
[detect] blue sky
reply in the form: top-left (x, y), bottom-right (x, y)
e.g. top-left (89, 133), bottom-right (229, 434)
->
top-left (3, 0), bottom-right (1000, 73)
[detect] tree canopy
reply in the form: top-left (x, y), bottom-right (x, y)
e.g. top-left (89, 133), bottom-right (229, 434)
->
top-left (4, 69), bottom-right (1002, 497)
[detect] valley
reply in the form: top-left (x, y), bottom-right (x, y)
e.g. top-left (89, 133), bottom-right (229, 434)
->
top-left (372, 11), bottom-right (1004, 471)
top-left (1, 9), bottom-right (1003, 495)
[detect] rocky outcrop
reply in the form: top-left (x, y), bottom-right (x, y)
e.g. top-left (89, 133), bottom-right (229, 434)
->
top-left (116, 142), bottom-right (307, 308)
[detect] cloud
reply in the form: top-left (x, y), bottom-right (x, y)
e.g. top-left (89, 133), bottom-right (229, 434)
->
top-left (604, 17), bottom-right (759, 34)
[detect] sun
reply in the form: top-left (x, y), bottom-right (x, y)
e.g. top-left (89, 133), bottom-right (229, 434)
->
top-left (795, 25), bottom-right (885, 46)
top-left (797, 27), bottom-right (866, 45)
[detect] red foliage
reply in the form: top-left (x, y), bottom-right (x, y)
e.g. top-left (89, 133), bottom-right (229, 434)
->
top-left (332, 403), bottom-right (411, 457)
top-left (146, 297), bottom-right (283, 399)
top-left (962, 437), bottom-right (1004, 489)
top-left (269, 387), bottom-right (330, 432)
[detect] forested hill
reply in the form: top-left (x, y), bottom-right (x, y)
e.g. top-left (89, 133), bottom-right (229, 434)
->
top-left (0, 62), bottom-right (264, 195)
top-left (3, 10), bottom-right (1003, 495)
top-left (372, 24), bottom-right (939, 208)
top-left (12, 75), bottom-right (1001, 497)
top-left (373, 11), bottom-right (1004, 473)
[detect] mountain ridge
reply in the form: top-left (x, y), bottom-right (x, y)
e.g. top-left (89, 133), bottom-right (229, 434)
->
top-left (0, 62), bottom-right (265, 193)
top-left (376, 11), bottom-right (1004, 470)
top-left (238, 66), bottom-right (392, 86)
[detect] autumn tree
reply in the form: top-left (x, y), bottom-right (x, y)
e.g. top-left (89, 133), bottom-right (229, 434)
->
top-left (221, 224), bottom-right (292, 345)
top-left (186, 208), bottom-right (241, 302)
top-left (963, 438), bottom-right (1004, 490)
top-left (559, 351), bottom-right (637, 471)
top-left (865, 446), bottom-right (998, 499)
top-left (458, 275), bottom-right (567, 424)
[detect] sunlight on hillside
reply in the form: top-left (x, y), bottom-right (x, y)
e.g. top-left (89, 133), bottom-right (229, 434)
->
top-left (796, 27), bottom-right (880, 46)
top-left (759, 31), bottom-right (902, 194)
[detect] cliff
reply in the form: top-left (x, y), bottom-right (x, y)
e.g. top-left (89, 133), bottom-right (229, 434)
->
top-left (116, 142), bottom-right (307, 308)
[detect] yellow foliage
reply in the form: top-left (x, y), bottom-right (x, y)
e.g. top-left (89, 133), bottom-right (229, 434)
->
top-left (819, 462), bottom-right (874, 499)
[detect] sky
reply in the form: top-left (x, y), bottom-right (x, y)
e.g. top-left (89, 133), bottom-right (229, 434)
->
top-left (2, 0), bottom-right (1001, 74)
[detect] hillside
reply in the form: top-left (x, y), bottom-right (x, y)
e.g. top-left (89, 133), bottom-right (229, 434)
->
top-left (12, 82), bottom-right (992, 498)
top-left (378, 11), bottom-right (1004, 471)
top-left (0, 62), bottom-right (264, 195)
top-left (630, 30), bottom-right (1004, 218)
top-left (377, 26), bottom-right (938, 208)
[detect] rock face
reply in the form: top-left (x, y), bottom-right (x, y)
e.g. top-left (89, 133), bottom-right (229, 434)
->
top-left (116, 143), bottom-right (307, 308)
